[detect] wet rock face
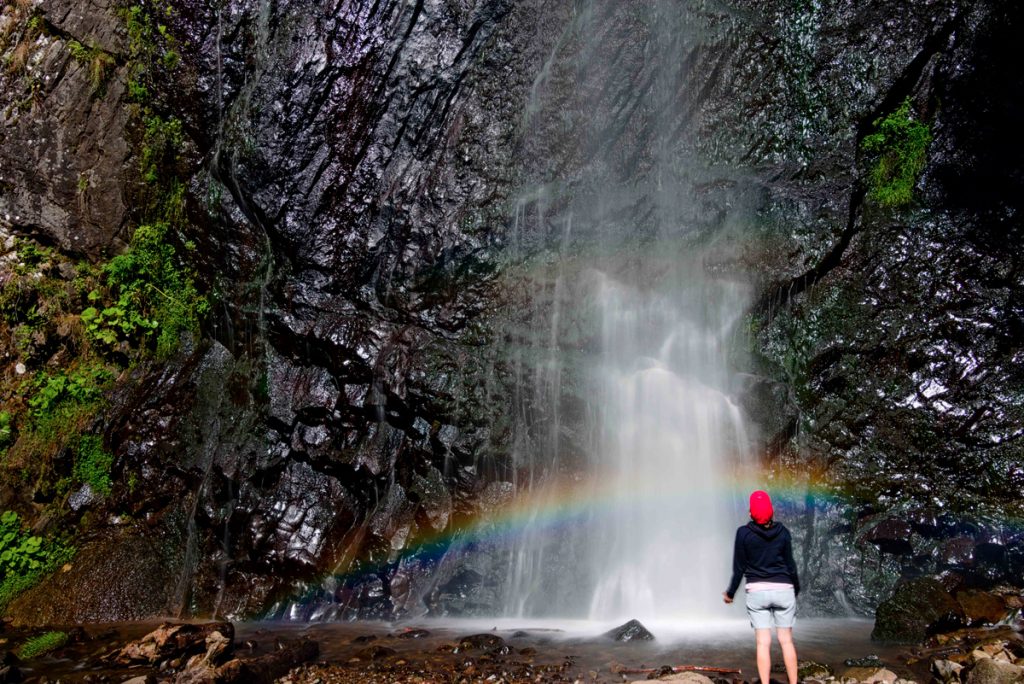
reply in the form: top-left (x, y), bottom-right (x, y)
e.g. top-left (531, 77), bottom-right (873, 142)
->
top-left (730, 1), bottom-right (1024, 612)
top-left (872, 577), bottom-right (965, 643)
top-left (0, 0), bottom-right (132, 257)
top-left (2, 0), bottom-right (1021, 624)
top-left (5, 0), bottom-right (564, 623)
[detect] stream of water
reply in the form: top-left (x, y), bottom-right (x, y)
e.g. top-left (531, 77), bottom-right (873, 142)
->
top-left (502, 1), bottom-right (757, 622)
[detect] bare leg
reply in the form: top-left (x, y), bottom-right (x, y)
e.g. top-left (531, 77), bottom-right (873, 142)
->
top-left (755, 628), bottom-right (772, 684)
top-left (777, 627), bottom-right (798, 684)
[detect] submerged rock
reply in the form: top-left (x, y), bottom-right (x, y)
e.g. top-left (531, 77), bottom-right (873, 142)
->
top-left (395, 628), bottom-right (430, 639)
top-left (799, 660), bottom-right (835, 679)
top-left (214, 639), bottom-right (319, 683)
top-left (658, 673), bottom-right (714, 683)
top-left (457, 633), bottom-right (506, 650)
top-left (603, 619), bottom-right (655, 642)
top-left (352, 644), bottom-right (396, 661)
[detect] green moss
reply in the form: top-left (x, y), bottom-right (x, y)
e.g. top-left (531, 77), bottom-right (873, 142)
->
top-left (0, 412), bottom-right (12, 452)
top-left (861, 98), bottom-right (932, 208)
top-left (72, 434), bottom-right (113, 496)
top-left (66, 39), bottom-right (114, 93)
top-left (121, 1), bottom-right (179, 86)
top-left (16, 630), bottom-right (68, 660)
top-left (140, 113), bottom-right (183, 186)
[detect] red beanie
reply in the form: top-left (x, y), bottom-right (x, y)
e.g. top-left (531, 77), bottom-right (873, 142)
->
top-left (749, 490), bottom-right (774, 525)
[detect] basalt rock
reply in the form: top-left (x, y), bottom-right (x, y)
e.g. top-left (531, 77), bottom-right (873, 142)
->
top-left (743, 0), bottom-right (1024, 613)
top-left (603, 619), bottom-right (655, 643)
top-left (0, 0), bottom-right (1022, 626)
top-left (862, 519), bottom-right (917, 556)
top-left (873, 578), bottom-right (966, 643)
top-left (958, 590), bottom-right (1009, 627)
top-left (0, 0), bottom-right (133, 257)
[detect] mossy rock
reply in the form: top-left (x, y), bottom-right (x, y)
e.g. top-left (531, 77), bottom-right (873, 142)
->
top-left (798, 660), bottom-right (834, 679)
top-left (872, 577), bottom-right (965, 643)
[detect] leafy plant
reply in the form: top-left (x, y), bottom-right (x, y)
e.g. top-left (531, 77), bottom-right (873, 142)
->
top-left (28, 365), bottom-right (112, 419)
top-left (861, 98), bottom-right (932, 208)
top-left (0, 511), bottom-right (74, 610)
top-left (80, 287), bottom-right (158, 347)
top-left (100, 222), bottom-right (207, 356)
top-left (16, 630), bottom-right (68, 659)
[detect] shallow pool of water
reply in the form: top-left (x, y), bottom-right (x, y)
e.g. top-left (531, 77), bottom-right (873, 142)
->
top-left (21, 616), bottom-right (916, 682)
top-left (237, 616), bottom-right (911, 677)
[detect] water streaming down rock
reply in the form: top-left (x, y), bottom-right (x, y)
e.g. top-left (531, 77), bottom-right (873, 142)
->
top-left (585, 272), bottom-right (752, 620)
top-left (501, 2), bottom-right (758, 621)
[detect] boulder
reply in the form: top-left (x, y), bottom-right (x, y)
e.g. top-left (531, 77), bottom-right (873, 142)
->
top-left (603, 618), bottom-right (655, 642)
top-left (934, 659), bottom-right (965, 683)
top-left (873, 578), bottom-right (966, 643)
top-left (965, 658), bottom-right (1024, 684)
top-left (659, 673), bottom-right (714, 683)
top-left (117, 622), bottom-right (234, 666)
top-left (842, 666), bottom-right (899, 683)
top-left (959, 591), bottom-right (1009, 625)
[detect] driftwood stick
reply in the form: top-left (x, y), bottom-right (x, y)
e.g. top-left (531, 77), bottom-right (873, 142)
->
top-left (618, 665), bottom-right (743, 675)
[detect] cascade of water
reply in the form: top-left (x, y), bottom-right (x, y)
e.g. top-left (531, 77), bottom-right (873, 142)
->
top-left (585, 272), bottom-right (751, 620)
top-left (499, 1), bottom-right (757, 621)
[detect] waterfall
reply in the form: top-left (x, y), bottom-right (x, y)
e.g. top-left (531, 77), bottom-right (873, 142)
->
top-left (500, 0), bottom-right (757, 622)
top-left (585, 271), bottom-right (751, 620)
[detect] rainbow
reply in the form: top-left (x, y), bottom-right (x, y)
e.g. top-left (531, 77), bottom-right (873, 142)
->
top-left (275, 463), bottom-right (845, 610)
top-left (272, 460), bottom-right (1023, 616)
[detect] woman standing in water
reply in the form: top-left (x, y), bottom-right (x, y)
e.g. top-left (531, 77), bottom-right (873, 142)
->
top-left (723, 490), bottom-right (800, 684)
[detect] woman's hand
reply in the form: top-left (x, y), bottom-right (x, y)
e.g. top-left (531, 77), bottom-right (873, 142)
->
top-left (722, 592), bottom-right (733, 604)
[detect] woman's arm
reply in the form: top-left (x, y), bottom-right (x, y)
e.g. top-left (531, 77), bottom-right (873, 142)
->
top-left (725, 528), bottom-right (746, 599)
top-left (783, 528), bottom-right (800, 596)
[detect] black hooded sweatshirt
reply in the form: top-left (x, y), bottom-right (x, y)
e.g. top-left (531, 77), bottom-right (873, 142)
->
top-left (725, 521), bottom-right (800, 599)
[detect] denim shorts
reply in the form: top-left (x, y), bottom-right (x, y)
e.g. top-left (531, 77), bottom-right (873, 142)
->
top-left (745, 588), bottom-right (797, 629)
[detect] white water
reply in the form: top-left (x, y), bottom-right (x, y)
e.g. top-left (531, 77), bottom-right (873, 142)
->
top-left (585, 273), bottom-right (751, 621)
top-left (501, 1), bottom-right (757, 623)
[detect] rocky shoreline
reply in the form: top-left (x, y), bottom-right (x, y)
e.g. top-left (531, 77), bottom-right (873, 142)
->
top-left (0, 611), bottom-right (1021, 684)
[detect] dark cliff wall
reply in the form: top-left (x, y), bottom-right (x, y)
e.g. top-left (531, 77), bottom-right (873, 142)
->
top-left (0, 0), bottom-right (567, 622)
top-left (730, 1), bottom-right (1024, 613)
top-left (0, 0), bottom-right (1019, 624)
